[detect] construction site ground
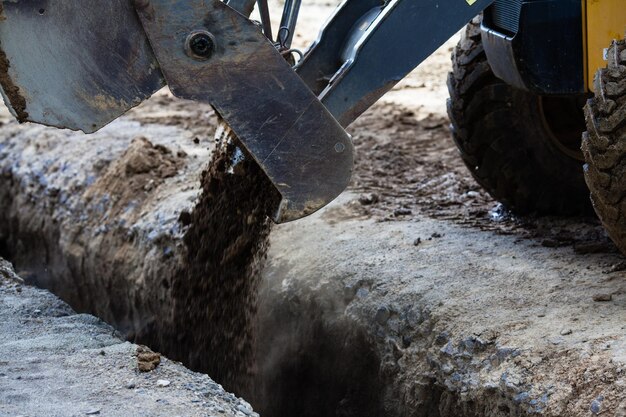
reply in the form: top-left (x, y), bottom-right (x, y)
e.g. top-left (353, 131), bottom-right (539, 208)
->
top-left (0, 1), bottom-right (625, 416)
top-left (0, 259), bottom-right (257, 417)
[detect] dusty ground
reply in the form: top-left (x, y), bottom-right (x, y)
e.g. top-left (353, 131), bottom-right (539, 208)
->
top-left (258, 193), bottom-right (626, 416)
top-left (0, 1), bottom-right (625, 417)
top-left (0, 258), bottom-right (258, 417)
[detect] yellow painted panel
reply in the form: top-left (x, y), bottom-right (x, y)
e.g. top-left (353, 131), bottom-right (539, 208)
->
top-left (585, 0), bottom-right (626, 91)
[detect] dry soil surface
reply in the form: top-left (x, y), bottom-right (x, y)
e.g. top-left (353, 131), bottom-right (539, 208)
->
top-left (0, 258), bottom-right (258, 417)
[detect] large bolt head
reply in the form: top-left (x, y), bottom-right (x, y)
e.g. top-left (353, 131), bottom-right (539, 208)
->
top-left (185, 31), bottom-right (215, 60)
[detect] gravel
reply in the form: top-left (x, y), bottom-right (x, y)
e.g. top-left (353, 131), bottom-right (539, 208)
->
top-left (0, 258), bottom-right (257, 417)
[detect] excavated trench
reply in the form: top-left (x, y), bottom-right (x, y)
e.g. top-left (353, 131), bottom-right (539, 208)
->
top-left (0, 153), bottom-right (531, 417)
top-left (0, 121), bottom-right (560, 417)
top-left (253, 282), bottom-right (386, 417)
top-left (0, 131), bottom-right (388, 416)
top-left (0, 169), bottom-right (387, 416)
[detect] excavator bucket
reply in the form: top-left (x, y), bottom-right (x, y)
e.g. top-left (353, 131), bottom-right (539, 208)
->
top-left (0, 1), bottom-right (165, 133)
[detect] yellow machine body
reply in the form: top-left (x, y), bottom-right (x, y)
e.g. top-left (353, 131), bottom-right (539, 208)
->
top-left (583, 0), bottom-right (626, 91)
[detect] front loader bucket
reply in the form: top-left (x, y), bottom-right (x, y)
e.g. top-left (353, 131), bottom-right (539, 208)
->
top-left (0, 0), bottom-right (165, 133)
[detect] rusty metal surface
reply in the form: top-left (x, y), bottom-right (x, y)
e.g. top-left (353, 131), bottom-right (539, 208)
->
top-left (135, 0), bottom-right (354, 223)
top-left (0, 0), bottom-right (164, 133)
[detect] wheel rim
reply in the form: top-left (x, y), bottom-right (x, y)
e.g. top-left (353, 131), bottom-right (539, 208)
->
top-left (537, 95), bottom-right (588, 162)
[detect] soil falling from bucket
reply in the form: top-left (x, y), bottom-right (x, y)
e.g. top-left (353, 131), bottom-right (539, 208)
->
top-left (170, 127), bottom-right (280, 395)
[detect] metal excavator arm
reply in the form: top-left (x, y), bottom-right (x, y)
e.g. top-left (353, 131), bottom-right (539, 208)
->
top-left (0, 0), bottom-right (493, 222)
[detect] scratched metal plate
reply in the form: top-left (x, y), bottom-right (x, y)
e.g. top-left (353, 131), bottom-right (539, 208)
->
top-left (0, 0), bottom-right (164, 133)
top-left (136, 0), bottom-right (354, 222)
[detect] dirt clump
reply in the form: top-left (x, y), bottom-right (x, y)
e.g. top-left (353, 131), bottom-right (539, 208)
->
top-left (137, 345), bottom-right (161, 372)
top-left (85, 136), bottom-right (184, 221)
top-left (0, 49), bottom-right (27, 122)
top-left (0, 5), bottom-right (28, 122)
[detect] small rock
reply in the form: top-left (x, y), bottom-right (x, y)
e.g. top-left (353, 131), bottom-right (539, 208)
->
top-left (85, 408), bottom-right (101, 415)
top-left (422, 117), bottom-right (444, 130)
top-left (375, 306), bottom-right (391, 324)
top-left (590, 397), bottom-right (604, 414)
top-left (549, 337), bottom-right (563, 345)
top-left (236, 404), bottom-right (253, 415)
top-left (560, 328), bottom-right (572, 336)
top-left (513, 392), bottom-right (530, 404)
top-left (440, 363), bottom-right (454, 375)
top-left (358, 193), bottom-right (379, 206)
top-left (592, 293), bottom-right (612, 302)
top-left (397, 112), bottom-right (418, 126)
top-left (605, 261), bottom-right (626, 273)
top-left (401, 335), bottom-right (412, 348)
top-left (393, 208), bottom-right (412, 216)
top-left (440, 342), bottom-right (456, 356)
top-left (156, 379), bottom-right (171, 387)
top-left (483, 382), bottom-right (498, 391)
top-left (413, 237), bottom-right (422, 246)
top-left (0, 260), bottom-right (24, 283)
top-left (125, 380), bottom-right (136, 389)
top-left (355, 287), bottom-right (369, 299)
top-left (435, 332), bottom-right (449, 346)
top-left (143, 179), bottom-right (155, 191)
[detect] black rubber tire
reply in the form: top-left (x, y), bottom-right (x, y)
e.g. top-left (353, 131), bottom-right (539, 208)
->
top-left (447, 17), bottom-right (592, 215)
top-left (583, 37), bottom-right (626, 255)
